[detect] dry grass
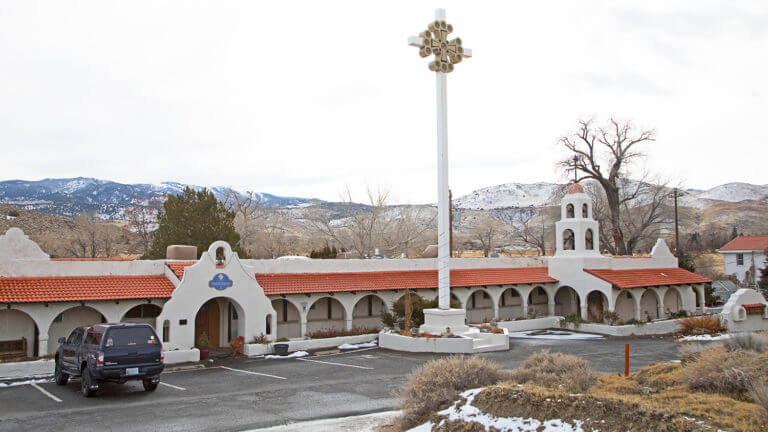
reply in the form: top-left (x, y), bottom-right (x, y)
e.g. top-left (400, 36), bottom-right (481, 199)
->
top-left (307, 326), bottom-right (378, 339)
top-left (725, 332), bottom-right (768, 353)
top-left (507, 349), bottom-right (596, 393)
top-left (749, 380), bottom-right (768, 416)
top-left (394, 355), bottom-right (507, 430)
top-left (677, 315), bottom-right (728, 336)
top-left (681, 346), bottom-right (768, 397)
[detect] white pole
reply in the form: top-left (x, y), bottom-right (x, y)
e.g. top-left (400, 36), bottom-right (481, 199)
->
top-left (436, 70), bottom-right (450, 310)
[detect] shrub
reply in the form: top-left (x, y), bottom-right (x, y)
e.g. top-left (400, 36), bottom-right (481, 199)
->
top-left (275, 337), bottom-right (289, 343)
top-left (7, 209), bottom-right (19, 217)
top-left (395, 355), bottom-right (507, 430)
top-left (559, 313), bottom-right (585, 329)
top-left (307, 326), bottom-right (377, 339)
top-left (603, 310), bottom-right (621, 325)
top-left (508, 350), bottom-right (596, 393)
top-left (668, 309), bottom-right (689, 319)
top-left (389, 295), bottom-right (461, 328)
top-left (197, 332), bottom-right (210, 348)
top-left (725, 333), bottom-right (768, 353)
top-left (252, 333), bottom-right (269, 344)
top-left (677, 315), bottom-right (727, 336)
top-left (624, 318), bottom-right (646, 326)
top-left (681, 346), bottom-right (768, 396)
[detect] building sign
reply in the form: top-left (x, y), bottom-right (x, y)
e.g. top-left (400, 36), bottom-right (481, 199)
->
top-left (209, 273), bottom-right (233, 291)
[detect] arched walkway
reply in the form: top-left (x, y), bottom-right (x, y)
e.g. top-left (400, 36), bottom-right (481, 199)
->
top-left (498, 287), bottom-right (524, 320)
top-left (307, 297), bottom-right (346, 335)
top-left (664, 288), bottom-right (683, 317)
top-left (0, 309), bottom-right (38, 358)
top-left (352, 295), bottom-right (388, 330)
top-left (121, 304), bottom-right (162, 327)
top-left (586, 291), bottom-right (608, 322)
top-left (48, 306), bottom-right (105, 354)
top-left (554, 286), bottom-right (580, 317)
top-left (615, 291), bottom-right (635, 323)
top-left (194, 297), bottom-right (245, 348)
top-left (640, 290), bottom-right (659, 320)
top-left (528, 286), bottom-right (548, 318)
top-left (466, 289), bottom-right (494, 323)
top-left (272, 299), bottom-right (301, 339)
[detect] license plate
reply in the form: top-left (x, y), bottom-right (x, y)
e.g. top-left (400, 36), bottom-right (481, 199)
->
top-left (125, 367), bottom-right (139, 376)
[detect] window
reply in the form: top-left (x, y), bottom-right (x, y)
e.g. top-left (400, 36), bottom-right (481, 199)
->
top-left (53, 313), bottom-right (63, 323)
top-left (84, 330), bottom-right (102, 346)
top-left (563, 229), bottom-right (575, 250)
top-left (471, 293), bottom-right (477, 308)
top-left (104, 326), bottom-right (158, 348)
top-left (737, 253), bottom-right (744, 266)
top-left (66, 329), bottom-right (79, 345)
top-left (566, 204), bottom-right (575, 218)
top-left (265, 315), bottom-right (272, 335)
top-left (326, 299), bottom-right (333, 319)
top-left (282, 299), bottom-right (288, 322)
top-left (585, 229), bottom-right (594, 250)
top-left (582, 204), bottom-right (588, 218)
top-left (367, 296), bottom-right (373, 317)
top-left (73, 329), bottom-right (84, 346)
top-left (162, 320), bottom-right (170, 343)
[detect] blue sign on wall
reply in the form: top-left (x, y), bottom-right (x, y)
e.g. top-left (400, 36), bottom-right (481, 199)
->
top-left (209, 273), bottom-right (233, 291)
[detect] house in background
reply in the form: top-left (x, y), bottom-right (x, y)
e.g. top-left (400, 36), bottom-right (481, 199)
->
top-left (718, 236), bottom-right (768, 285)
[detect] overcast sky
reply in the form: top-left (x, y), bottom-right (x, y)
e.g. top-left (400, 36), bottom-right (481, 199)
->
top-left (1, 1), bottom-right (766, 203)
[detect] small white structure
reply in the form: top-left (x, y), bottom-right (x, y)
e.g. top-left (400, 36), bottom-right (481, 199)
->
top-left (721, 288), bottom-right (768, 333)
top-left (718, 236), bottom-right (768, 285)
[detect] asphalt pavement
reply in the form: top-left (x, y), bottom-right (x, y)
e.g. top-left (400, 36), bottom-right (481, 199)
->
top-left (0, 335), bottom-right (682, 432)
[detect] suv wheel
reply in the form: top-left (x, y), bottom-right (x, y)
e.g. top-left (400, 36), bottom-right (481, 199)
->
top-left (80, 368), bottom-right (98, 397)
top-left (142, 378), bottom-right (159, 392)
top-left (54, 359), bottom-right (69, 386)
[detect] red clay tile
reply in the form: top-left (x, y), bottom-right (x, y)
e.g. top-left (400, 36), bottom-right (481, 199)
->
top-left (584, 268), bottom-right (711, 289)
top-left (0, 276), bottom-right (175, 303)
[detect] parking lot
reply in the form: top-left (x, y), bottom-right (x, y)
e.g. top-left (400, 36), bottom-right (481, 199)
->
top-left (0, 335), bottom-right (683, 432)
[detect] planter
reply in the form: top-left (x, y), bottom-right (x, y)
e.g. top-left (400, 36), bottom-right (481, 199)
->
top-left (199, 348), bottom-right (210, 361)
top-left (273, 343), bottom-right (289, 355)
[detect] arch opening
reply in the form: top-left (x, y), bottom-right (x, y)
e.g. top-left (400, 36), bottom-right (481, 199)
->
top-left (664, 288), bottom-right (683, 318)
top-left (48, 306), bottom-right (106, 354)
top-left (307, 297), bottom-right (346, 335)
top-left (272, 299), bottom-right (300, 339)
top-left (586, 291), bottom-right (608, 322)
top-left (585, 229), bottom-right (594, 250)
top-left (554, 286), bottom-right (580, 316)
top-left (640, 289), bottom-right (659, 321)
top-left (466, 289), bottom-right (494, 323)
top-left (615, 291), bottom-right (635, 323)
top-left (0, 309), bottom-right (38, 358)
top-left (582, 203), bottom-right (589, 218)
top-left (566, 204), bottom-right (575, 218)
top-left (352, 295), bottom-right (388, 330)
top-left (194, 297), bottom-right (245, 348)
top-left (563, 229), bottom-right (575, 250)
top-left (498, 287), bottom-right (523, 320)
top-left (122, 304), bottom-right (162, 327)
top-left (528, 286), bottom-right (549, 317)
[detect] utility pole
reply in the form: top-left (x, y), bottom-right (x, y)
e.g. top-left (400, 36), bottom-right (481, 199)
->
top-left (674, 188), bottom-right (680, 257)
top-left (449, 189), bottom-right (453, 257)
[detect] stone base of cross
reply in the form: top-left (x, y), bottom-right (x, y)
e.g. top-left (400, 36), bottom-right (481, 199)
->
top-left (409, 9), bottom-right (473, 336)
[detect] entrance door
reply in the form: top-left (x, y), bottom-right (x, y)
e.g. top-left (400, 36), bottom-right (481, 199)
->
top-left (195, 299), bottom-right (220, 348)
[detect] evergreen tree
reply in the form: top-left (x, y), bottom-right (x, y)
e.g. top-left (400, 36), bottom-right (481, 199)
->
top-left (677, 249), bottom-right (695, 273)
top-left (758, 251), bottom-right (768, 298)
top-left (145, 187), bottom-right (244, 259)
top-left (731, 226), bottom-right (739, 240)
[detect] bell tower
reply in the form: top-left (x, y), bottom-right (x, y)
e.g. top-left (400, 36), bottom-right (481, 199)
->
top-left (555, 183), bottom-right (600, 256)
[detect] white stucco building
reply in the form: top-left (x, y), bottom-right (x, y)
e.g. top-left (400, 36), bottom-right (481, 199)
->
top-left (0, 185), bottom-right (711, 361)
top-left (718, 236), bottom-right (768, 285)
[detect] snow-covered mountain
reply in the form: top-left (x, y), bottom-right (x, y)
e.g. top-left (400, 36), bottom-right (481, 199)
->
top-left (696, 183), bottom-right (768, 203)
top-left (0, 177), bottom-right (314, 219)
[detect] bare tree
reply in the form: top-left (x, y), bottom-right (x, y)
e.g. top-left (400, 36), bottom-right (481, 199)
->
top-left (560, 118), bottom-right (656, 255)
top-left (223, 188), bottom-right (266, 253)
top-left (125, 194), bottom-right (164, 255)
top-left (517, 219), bottom-right (549, 256)
top-left (468, 213), bottom-right (509, 257)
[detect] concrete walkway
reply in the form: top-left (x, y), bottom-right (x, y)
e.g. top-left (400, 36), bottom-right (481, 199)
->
top-left (0, 359), bottom-right (54, 380)
top-left (245, 410), bottom-right (400, 432)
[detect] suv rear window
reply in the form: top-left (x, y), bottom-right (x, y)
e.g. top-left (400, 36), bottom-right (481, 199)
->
top-left (103, 326), bottom-right (159, 348)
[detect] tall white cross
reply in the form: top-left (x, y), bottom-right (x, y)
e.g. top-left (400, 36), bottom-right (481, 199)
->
top-left (409, 9), bottom-right (472, 310)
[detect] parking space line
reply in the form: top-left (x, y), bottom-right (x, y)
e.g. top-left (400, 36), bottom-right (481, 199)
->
top-left (30, 383), bottom-right (62, 403)
top-left (297, 358), bottom-right (374, 370)
top-left (219, 366), bottom-right (286, 380)
top-left (314, 347), bottom-right (379, 357)
top-left (159, 382), bottom-right (186, 391)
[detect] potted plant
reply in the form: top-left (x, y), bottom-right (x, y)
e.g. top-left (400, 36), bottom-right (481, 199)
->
top-left (197, 332), bottom-right (210, 360)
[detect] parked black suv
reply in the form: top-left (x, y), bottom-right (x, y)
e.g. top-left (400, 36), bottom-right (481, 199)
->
top-left (54, 323), bottom-right (164, 397)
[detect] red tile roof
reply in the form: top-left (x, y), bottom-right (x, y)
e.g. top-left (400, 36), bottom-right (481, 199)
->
top-left (0, 276), bottom-right (176, 303)
top-left (584, 268), bottom-right (711, 289)
top-left (254, 267), bottom-right (557, 295)
top-left (167, 262), bottom-right (196, 279)
top-left (51, 257), bottom-right (135, 261)
top-left (719, 236), bottom-right (768, 252)
top-left (567, 183), bottom-right (584, 194)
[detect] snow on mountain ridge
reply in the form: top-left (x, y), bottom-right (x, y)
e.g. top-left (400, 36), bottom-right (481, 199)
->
top-left (454, 182), bottom-right (561, 210)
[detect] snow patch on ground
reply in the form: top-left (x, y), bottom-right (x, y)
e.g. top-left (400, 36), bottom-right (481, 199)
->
top-left (338, 341), bottom-right (377, 350)
top-left (0, 378), bottom-right (52, 387)
top-left (507, 331), bottom-right (604, 340)
top-left (409, 388), bottom-right (588, 431)
top-left (264, 351), bottom-right (309, 360)
top-left (678, 334), bottom-right (731, 342)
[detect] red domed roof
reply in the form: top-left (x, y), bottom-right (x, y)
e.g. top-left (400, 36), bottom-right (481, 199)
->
top-left (567, 183), bottom-right (584, 194)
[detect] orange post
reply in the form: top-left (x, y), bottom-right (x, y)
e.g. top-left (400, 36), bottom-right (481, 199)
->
top-left (624, 343), bottom-right (630, 377)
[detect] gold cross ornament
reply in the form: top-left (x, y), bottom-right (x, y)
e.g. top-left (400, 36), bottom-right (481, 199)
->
top-left (409, 12), bottom-right (471, 73)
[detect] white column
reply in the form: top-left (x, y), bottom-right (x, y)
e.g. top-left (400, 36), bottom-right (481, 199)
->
top-left (436, 70), bottom-right (450, 310)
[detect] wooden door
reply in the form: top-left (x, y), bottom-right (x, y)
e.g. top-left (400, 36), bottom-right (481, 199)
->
top-left (195, 299), bottom-right (220, 348)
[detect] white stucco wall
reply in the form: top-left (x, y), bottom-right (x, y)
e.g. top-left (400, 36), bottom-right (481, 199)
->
top-left (721, 251), bottom-right (767, 283)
